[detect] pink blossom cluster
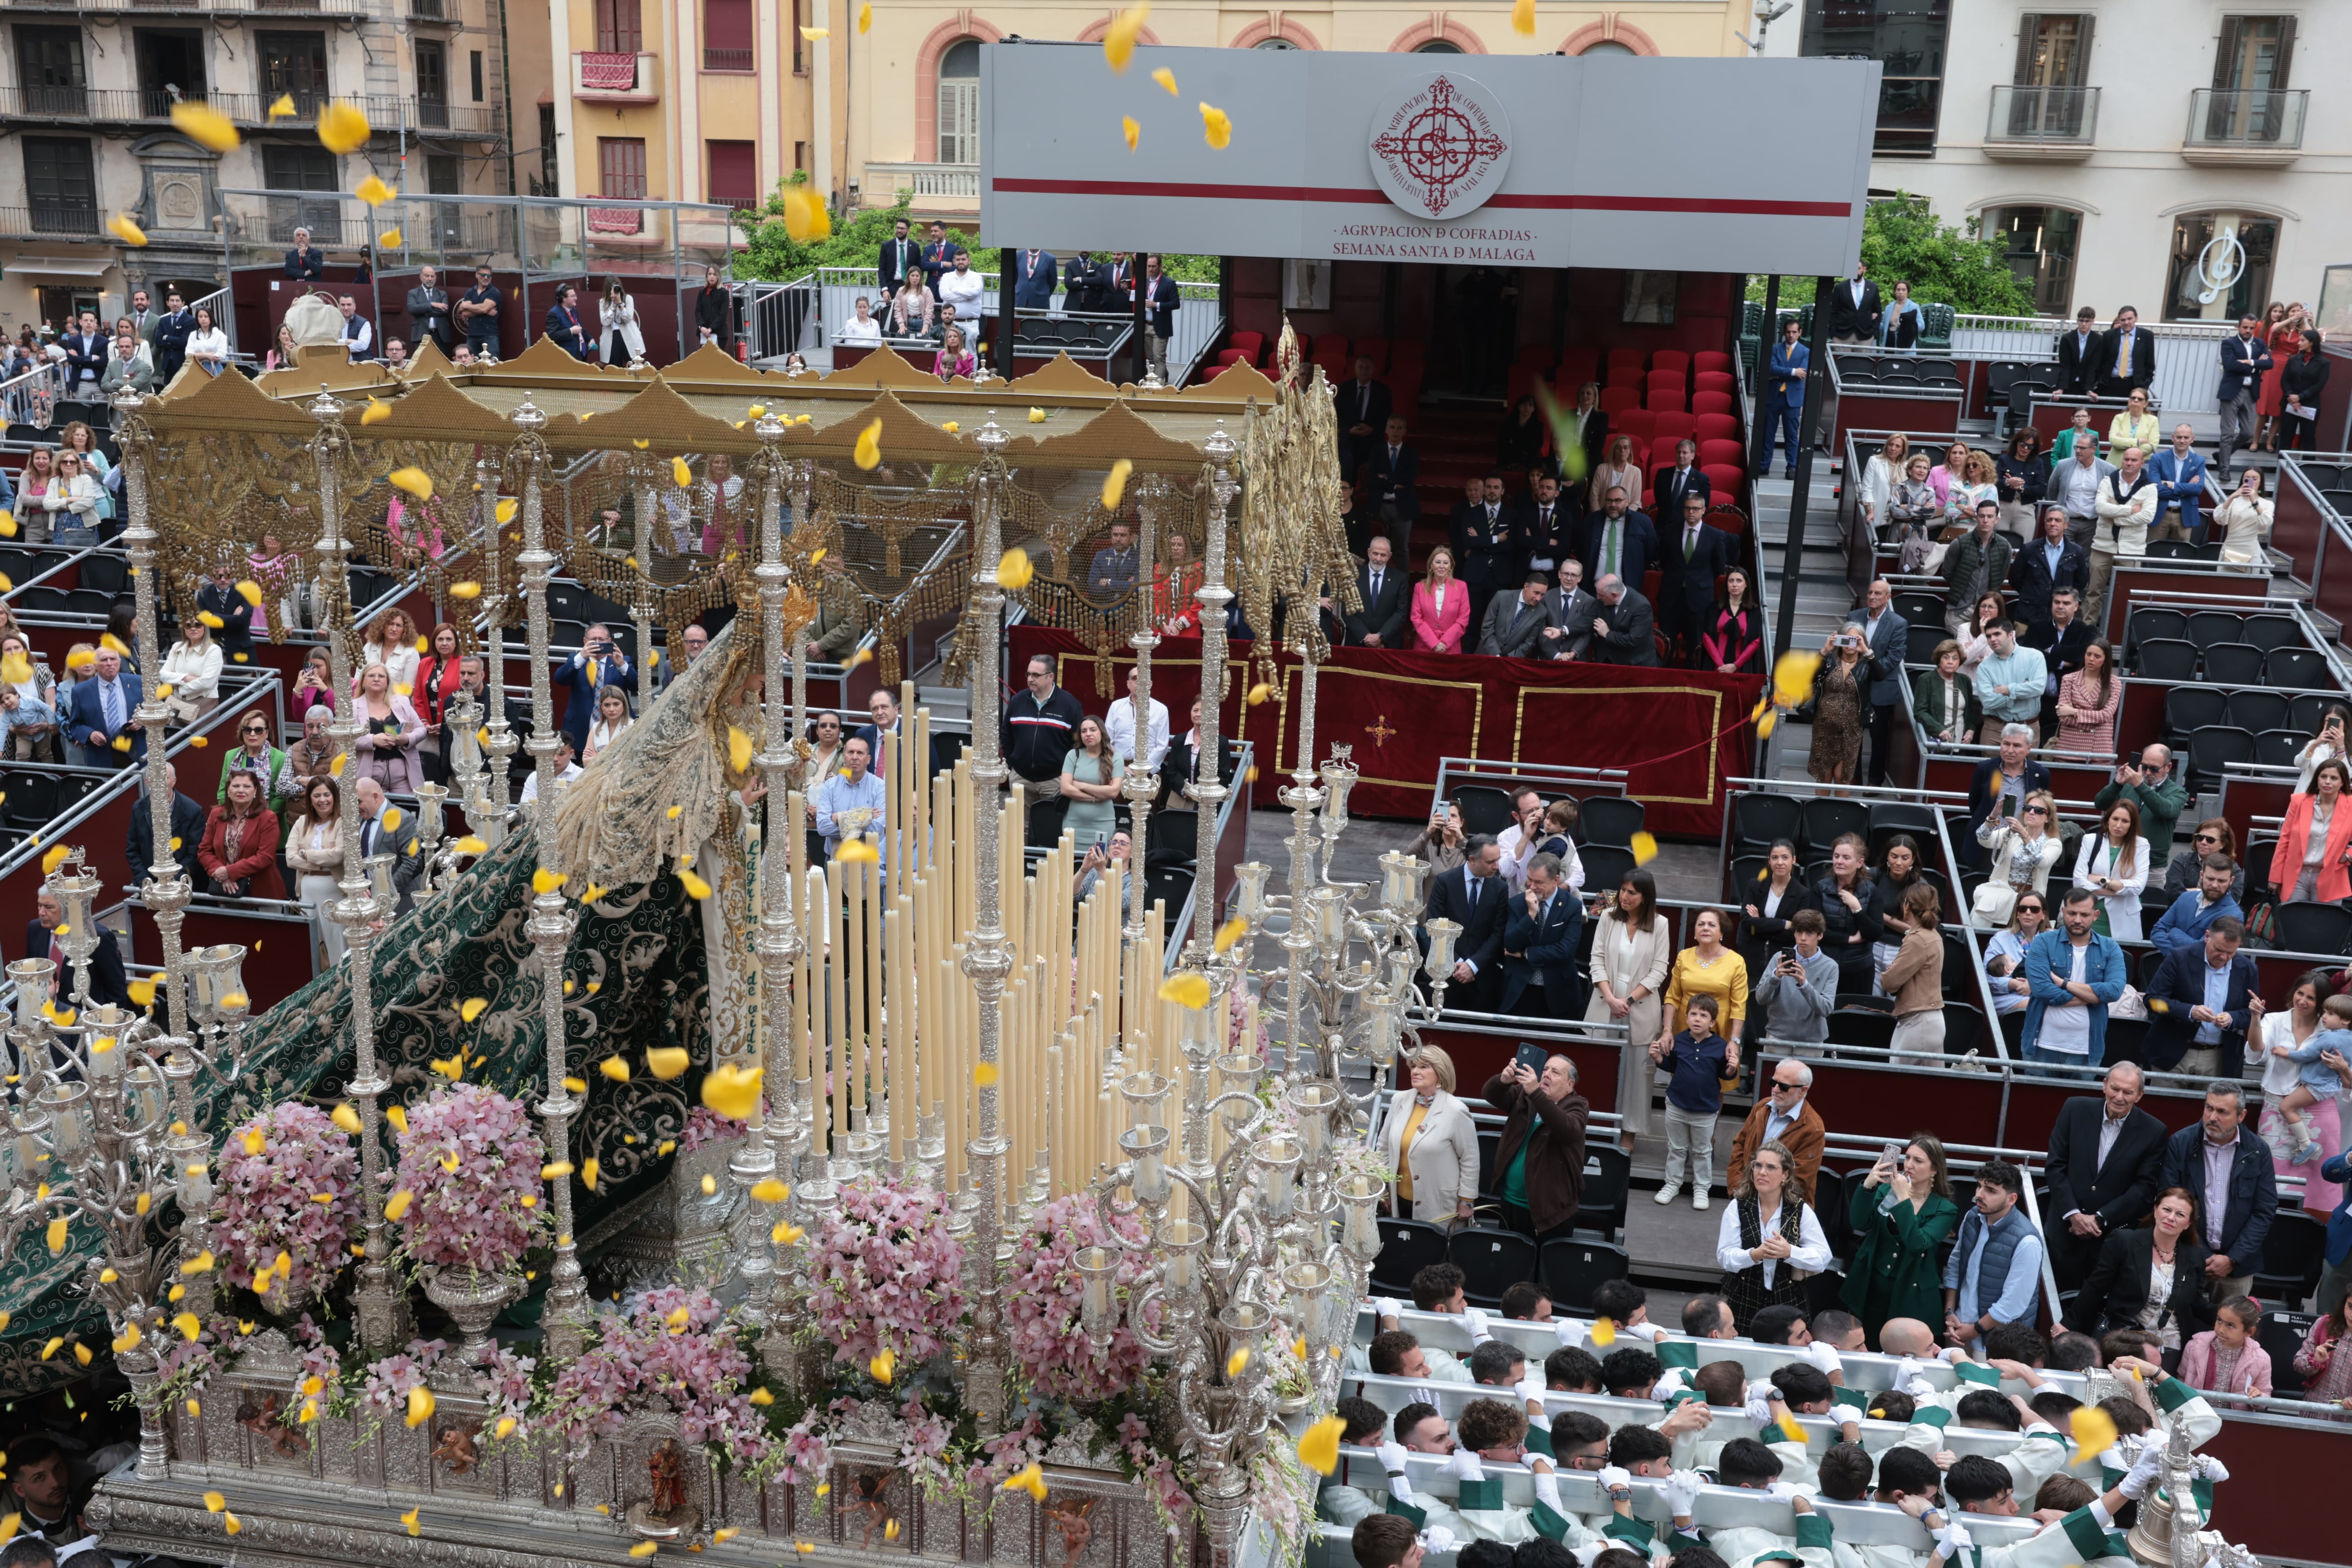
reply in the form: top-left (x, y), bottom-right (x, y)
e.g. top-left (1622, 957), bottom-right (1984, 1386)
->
top-left (965, 1415), bottom-right (1045, 1497)
top-left (478, 1344), bottom-right (538, 1424)
top-left (534, 1290), bottom-right (770, 1468)
top-left (1003, 1196), bottom-right (1155, 1404)
top-left (897, 1394), bottom-right (952, 1483)
top-left (1117, 1411), bottom-right (1196, 1540)
top-left (778, 1412), bottom-right (832, 1485)
top-left (804, 1178), bottom-right (966, 1367)
top-left (360, 1337), bottom-right (452, 1416)
top-left (209, 1102), bottom-right (361, 1308)
top-left (678, 1105), bottom-right (736, 1154)
top-left (388, 1084), bottom-right (545, 1272)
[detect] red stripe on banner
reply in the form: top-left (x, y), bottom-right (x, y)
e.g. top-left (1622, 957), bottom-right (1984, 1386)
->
top-left (989, 177), bottom-right (1851, 218)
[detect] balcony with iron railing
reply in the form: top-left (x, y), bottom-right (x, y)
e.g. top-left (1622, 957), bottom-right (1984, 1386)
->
top-left (703, 47), bottom-right (754, 72)
top-left (1982, 84), bottom-right (2098, 161)
top-left (0, 204), bottom-right (104, 239)
top-left (861, 162), bottom-right (981, 207)
top-left (2182, 87), bottom-right (2307, 166)
top-left (0, 86), bottom-right (497, 136)
top-left (573, 51), bottom-right (660, 103)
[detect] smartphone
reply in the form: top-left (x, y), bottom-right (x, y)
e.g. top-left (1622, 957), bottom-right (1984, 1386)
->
top-left (1513, 1043), bottom-right (1549, 1076)
top-left (1878, 1140), bottom-right (1904, 1169)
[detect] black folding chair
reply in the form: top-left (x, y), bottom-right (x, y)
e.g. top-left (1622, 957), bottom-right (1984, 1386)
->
top-left (1448, 1227), bottom-right (1540, 1305)
top-left (1538, 1238), bottom-right (1631, 1314)
top-left (1372, 1218), bottom-right (1451, 1296)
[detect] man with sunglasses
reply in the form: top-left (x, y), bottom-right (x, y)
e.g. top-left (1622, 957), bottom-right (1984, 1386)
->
top-left (1725, 1059), bottom-right (1825, 1203)
top-left (2093, 743), bottom-right (2186, 869)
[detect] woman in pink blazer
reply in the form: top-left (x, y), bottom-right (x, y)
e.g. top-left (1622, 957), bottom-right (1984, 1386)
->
top-left (1412, 547), bottom-right (1471, 654)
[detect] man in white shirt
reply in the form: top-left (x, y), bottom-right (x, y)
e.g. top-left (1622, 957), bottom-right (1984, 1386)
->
top-left (1102, 665), bottom-right (1169, 772)
top-left (338, 295), bottom-right (375, 362)
top-left (1494, 786), bottom-right (1547, 894)
top-left (936, 249), bottom-right (987, 318)
top-left (518, 734), bottom-right (584, 806)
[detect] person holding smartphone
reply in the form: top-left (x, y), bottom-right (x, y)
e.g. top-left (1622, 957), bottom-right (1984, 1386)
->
top-left (1839, 1135), bottom-right (1960, 1348)
top-left (1752, 909), bottom-right (1838, 1049)
top-left (1478, 1051), bottom-right (1589, 1245)
top-left (551, 622), bottom-right (636, 750)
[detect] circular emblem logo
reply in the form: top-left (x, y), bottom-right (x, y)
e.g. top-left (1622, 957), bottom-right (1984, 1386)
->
top-left (1368, 73), bottom-right (1514, 221)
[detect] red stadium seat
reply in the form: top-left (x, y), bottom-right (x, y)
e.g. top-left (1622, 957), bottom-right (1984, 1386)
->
top-left (1599, 386), bottom-right (1640, 415)
top-left (1229, 331), bottom-right (1265, 364)
top-left (1651, 350), bottom-right (1691, 378)
top-left (1695, 413), bottom-right (1740, 443)
top-left (1607, 365), bottom-right (1644, 390)
top-left (1514, 342), bottom-right (1555, 368)
top-left (1694, 351), bottom-right (1734, 375)
top-left (1706, 505), bottom-right (1748, 537)
top-left (1651, 411), bottom-right (1698, 443)
top-left (1558, 347), bottom-right (1600, 388)
top-left (1645, 385), bottom-right (1687, 412)
top-left (1695, 371), bottom-right (1736, 396)
top-left (1608, 348), bottom-right (1648, 373)
top-left (1692, 391), bottom-right (1735, 418)
top-left (1645, 369), bottom-right (1684, 392)
top-left (1506, 364), bottom-right (1543, 405)
top-left (1616, 409), bottom-right (1657, 446)
top-left (1698, 438), bottom-right (1746, 468)
top-left (1702, 463), bottom-right (1747, 503)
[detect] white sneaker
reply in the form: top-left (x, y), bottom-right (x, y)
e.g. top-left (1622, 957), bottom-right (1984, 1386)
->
top-left (1654, 1183), bottom-right (1681, 1205)
top-left (1693, 1190), bottom-right (1711, 1212)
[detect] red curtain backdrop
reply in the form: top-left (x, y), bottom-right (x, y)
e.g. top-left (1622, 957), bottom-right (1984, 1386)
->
top-left (1006, 628), bottom-right (1761, 837)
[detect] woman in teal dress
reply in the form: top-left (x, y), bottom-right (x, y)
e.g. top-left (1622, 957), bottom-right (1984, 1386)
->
top-left (1840, 1132), bottom-right (1962, 1347)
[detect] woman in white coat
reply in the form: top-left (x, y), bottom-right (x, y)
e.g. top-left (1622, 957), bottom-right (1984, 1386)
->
top-left (1585, 869), bottom-right (1674, 1151)
top-left (2071, 797), bottom-right (2150, 941)
top-left (1971, 788), bottom-right (2065, 928)
top-left (598, 276), bottom-right (648, 366)
top-left (1380, 1045), bottom-right (1479, 1230)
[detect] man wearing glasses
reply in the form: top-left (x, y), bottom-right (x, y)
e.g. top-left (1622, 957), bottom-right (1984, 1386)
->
top-left (1725, 1059), bottom-right (1825, 1203)
top-left (2093, 743), bottom-right (2186, 869)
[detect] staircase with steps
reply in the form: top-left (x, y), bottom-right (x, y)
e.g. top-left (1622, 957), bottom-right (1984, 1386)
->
top-left (1750, 463), bottom-right (1854, 781)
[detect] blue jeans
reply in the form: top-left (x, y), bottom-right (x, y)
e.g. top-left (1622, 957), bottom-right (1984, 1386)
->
top-left (2023, 1042), bottom-right (2100, 1078)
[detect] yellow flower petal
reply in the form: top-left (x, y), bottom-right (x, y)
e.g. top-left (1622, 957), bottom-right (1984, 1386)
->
top-left (1102, 458), bottom-right (1134, 509)
top-left (171, 102), bottom-right (241, 151)
top-left (269, 94), bottom-right (298, 119)
top-left (582, 1157), bottom-right (599, 1191)
top-left (1105, 4), bottom-right (1149, 71)
top-left (780, 187), bottom-right (831, 243)
top-left (459, 997), bottom-right (490, 1023)
top-left (853, 418), bottom-right (883, 471)
top-left (360, 398), bottom-right (391, 425)
top-left (631, 1544), bottom-right (659, 1558)
top-left (1246, 681), bottom-right (1273, 706)
top-left (837, 838), bottom-right (879, 864)
top-left (401, 1506), bottom-right (421, 1536)
top-left (331, 1102), bottom-right (363, 1135)
top-left (1589, 1317), bottom-right (1617, 1346)
top-left (1297, 1414), bottom-right (1346, 1476)
top-left (797, 25), bottom-right (827, 39)
top-left (714, 1528), bottom-right (740, 1544)
top-left (109, 214), bottom-right (149, 247)
top-left (1227, 1347), bottom-right (1250, 1377)
top-left (173, 1312), bottom-right (202, 1341)
top-left (973, 1061), bottom-right (1000, 1088)
top-left (452, 835), bottom-right (487, 855)
top-left (1159, 971), bottom-right (1210, 1009)
top-left (678, 868), bottom-right (713, 900)
top-left (646, 1046), bottom-right (690, 1080)
top-left (1152, 67), bottom-right (1178, 95)
top-left (41, 844), bottom-right (69, 874)
top-left (1512, 0), bottom-right (1536, 34)
top-left (533, 867), bottom-right (568, 894)
top-left (377, 227), bottom-right (402, 248)
top-left (751, 1178), bottom-right (788, 1203)
top-left (703, 1174), bottom-right (719, 1196)
top-left (204, 1493), bottom-right (227, 1514)
top-left (1028, 407), bottom-right (1047, 424)
top-left (1199, 102), bottom-right (1232, 149)
top-left (1630, 831), bottom-right (1658, 867)
top-left (388, 467), bottom-right (433, 501)
top-left (181, 1248), bottom-right (215, 1274)
top-left (869, 1348), bottom-right (895, 1385)
top-left (385, 1104), bottom-right (408, 1133)
top-left (1214, 916), bottom-right (1248, 953)
top-left (996, 548), bottom-right (1035, 590)
top-left (354, 175), bottom-right (394, 208)
top-left (385, 1190), bottom-right (414, 1221)
top-left (729, 725), bottom-right (755, 773)
top-left (700, 1062), bottom-right (763, 1120)
top-left (405, 1384), bottom-right (435, 1428)
top-left (1121, 115), bottom-right (1141, 152)
top-left (45, 1216), bottom-right (68, 1254)
top-left (2070, 1405), bottom-right (2119, 1460)
top-left (317, 100), bottom-right (372, 154)
top-left (748, 1387), bottom-right (775, 1406)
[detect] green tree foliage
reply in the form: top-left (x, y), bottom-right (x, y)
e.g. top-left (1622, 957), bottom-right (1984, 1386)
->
top-left (731, 175), bottom-right (1219, 285)
top-left (1747, 191), bottom-right (2037, 318)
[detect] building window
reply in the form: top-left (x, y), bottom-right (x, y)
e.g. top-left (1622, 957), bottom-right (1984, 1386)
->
top-left (260, 143), bottom-right (339, 241)
top-left (1801, 0), bottom-right (1951, 157)
top-left (256, 31), bottom-right (329, 115)
top-left (793, 0), bottom-right (804, 73)
top-left (1253, 37), bottom-right (1298, 48)
top-left (1980, 205), bottom-right (2081, 317)
top-left (12, 27), bottom-right (88, 117)
top-left (595, 0), bottom-right (643, 55)
top-left (537, 103), bottom-right (559, 194)
top-left (21, 136), bottom-right (97, 234)
top-left (427, 153), bottom-right (460, 194)
top-left (134, 28), bottom-right (209, 121)
top-left (470, 49), bottom-right (484, 102)
top-left (705, 0), bottom-right (754, 70)
top-left (2165, 212), bottom-right (2278, 323)
top-left (1413, 40), bottom-right (1464, 53)
top-left (937, 39), bottom-right (979, 164)
top-left (794, 141), bottom-right (808, 171)
top-left (599, 136), bottom-right (648, 198)
top-left (1582, 40), bottom-right (1635, 54)
top-left (415, 40), bottom-right (449, 127)
top-left (708, 140), bottom-right (758, 207)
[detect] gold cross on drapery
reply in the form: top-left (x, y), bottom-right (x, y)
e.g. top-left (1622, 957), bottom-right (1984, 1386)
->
top-left (1364, 714), bottom-right (1397, 747)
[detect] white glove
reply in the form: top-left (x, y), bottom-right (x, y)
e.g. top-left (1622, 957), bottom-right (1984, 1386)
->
top-left (1378, 1441), bottom-right (1416, 1500)
top-left (1597, 1465), bottom-right (1633, 1497)
top-left (1517, 1371), bottom-right (1550, 1411)
top-left (1653, 1368), bottom-right (1689, 1398)
top-left (1744, 1391), bottom-right (1779, 1425)
top-left (2119, 1440), bottom-right (2167, 1501)
top-left (1804, 1340), bottom-right (1844, 1376)
top-left (1765, 1481), bottom-right (1802, 1500)
top-left (1444, 1448), bottom-right (1487, 1482)
top-left (2098, 1446), bottom-right (2131, 1473)
top-left (1421, 1526), bottom-right (1461, 1556)
top-left (1378, 1297), bottom-right (1408, 1324)
top-left (1464, 1305), bottom-right (1493, 1344)
top-left (1939, 1346), bottom-right (1969, 1365)
top-left (2190, 1453), bottom-right (2230, 1484)
top-left (1934, 1517), bottom-right (1974, 1558)
top-left (1894, 1356), bottom-right (1938, 1398)
top-left (1661, 1470), bottom-right (1702, 1519)
top-left (1623, 1320), bottom-right (1666, 1342)
top-left (1555, 1316), bottom-right (1586, 1347)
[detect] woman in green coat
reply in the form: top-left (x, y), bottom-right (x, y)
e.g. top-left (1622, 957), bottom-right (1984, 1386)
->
top-left (1840, 1133), bottom-right (1962, 1347)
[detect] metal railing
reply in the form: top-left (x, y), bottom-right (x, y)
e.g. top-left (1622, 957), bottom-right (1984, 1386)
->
top-left (863, 162), bottom-right (981, 200)
top-left (702, 48), bottom-right (754, 72)
top-left (802, 265), bottom-right (1220, 385)
top-left (1950, 313), bottom-right (2238, 421)
top-left (2187, 87), bottom-right (2308, 150)
top-left (0, 203), bottom-right (103, 240)
top-left (1984, 83), bottom-right (2098, 145)
top-left (1162, 739), bottom-right (1255, 972)
top-left (0, 86), bottom-right (494, 135)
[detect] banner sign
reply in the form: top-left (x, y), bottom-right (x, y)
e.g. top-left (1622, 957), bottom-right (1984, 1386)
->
top-left (980, 46), bottom-right (1881, 275)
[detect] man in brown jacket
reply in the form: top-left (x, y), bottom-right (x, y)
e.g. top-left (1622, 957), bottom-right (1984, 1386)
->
top-left (1724, 1058), bottom-right (1826, 1203)
top-left (1481, 1052), bottom-right (1589, 1245)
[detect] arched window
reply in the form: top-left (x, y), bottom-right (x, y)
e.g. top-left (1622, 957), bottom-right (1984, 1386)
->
top-left (1254, 37), bottom-right (1298, 48)
top-left (1414, 39), bottom-right (1463, 53)
top-left (2164, 211), bottom-right (2280, 322)
top-left (1580, 39), bottom-right (1634, 55)
top-left (1980, 205), bottom-right (2084, 317)
top-left (938, 39), bottom-right (980, 164)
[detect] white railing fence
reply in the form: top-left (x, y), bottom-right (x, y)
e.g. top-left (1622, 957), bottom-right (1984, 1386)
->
top-left (803, 266), bottom-right (1221, 386)
top-left (1950, 312), bottom-right (2236, 422)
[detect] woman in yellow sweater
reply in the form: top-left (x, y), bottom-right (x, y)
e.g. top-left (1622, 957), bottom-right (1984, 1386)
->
top-left (2108, 388), bottom-right (2160, 461)
top-left (1653, 907), bottom-right (1751, 1073)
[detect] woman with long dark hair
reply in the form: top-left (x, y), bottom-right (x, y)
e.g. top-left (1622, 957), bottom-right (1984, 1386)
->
top-left (1698, 568), bottom-right (1764, 675)
top-left (2281, 328), bottom-right (2329, 452)
top-left (2053, 637), bottom-right (2119, 754)
top-left (1589, 869), bottom-right (1672, 1151)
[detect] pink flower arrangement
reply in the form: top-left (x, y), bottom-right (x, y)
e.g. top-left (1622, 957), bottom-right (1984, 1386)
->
top-left (804, 1178), bottom-right (966, 1369)
top-left (1004, 1196), bottom-right (1155, 1404)
top-left (388, 1084), bottom-right (545, 1274)
top-left (210, 1102), bottom-right (361, 1310)
top-left (534, 1289), bottom-right (770, 1469)
top-left (678, 1105), bottom-right (738, 1154)
top-left (1116, 1410), bottom-right (1196, 1541)
top-left (360, 1338), bottom-right (451, 1417)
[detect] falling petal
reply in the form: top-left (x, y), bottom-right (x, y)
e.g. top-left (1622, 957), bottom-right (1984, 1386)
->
top-left (354, 175), bottom-right (394, 207)
top-left (1028, 407), bottom-right (1047, 424)
top-left (1227, 1347), bottom-right (1250, 1377)
top-left (269, 94), bottom-right (298, 119)
top-left (108, 214), bottom-right (149, 247)
top-left (317, 100), bottom-right (372, 154)
top-left (780, 187), bottom-right (831, 243)
top-left (582, 1158), bottom-right (600, 1191)
top-left (1214, 916), bottom-right (1248, 953)
top-left (385, 1190), bottom-right (414, 1221)
top-left (1589, 1317), bottom-right (1617, 1346)
top-left (751, 1177), bottom-right (788, 1202)
top-left (996, 548), bottom-right (1035, 590)
top-left (1102, 459), bottom-right (1133, 509)
top-left (405, 1385), bottom-right (435, 1428)
top-left (647, 1046), bottom-right (691, 1080)
top-left (385, 1104), bottom-right (408, 1133)
top-left (1512, 0), bottom-right (1536, 34)
top-left (402, 1507), bottom-right (421, 1537)
top-left (700, 1062), bottom-right (763, 1119)
top-left (173, 1312), bottom-right (202, 1341)
top-left (870, 1348), bottom-right (895, 1385)
top-left (729, 725), bottom-right (755, 772)
top-left (1630, 832), bottom-right (1658, 867)
top-left (1152, 67), bottom-right (1178, 95)
top-left (377, 227), bottom-right (402, 248)
top-left (853, 418), bottom-right (883, 471)
top-left (1199, 102), bottom-right (1232, 149)
top-left (388, 467), bottom-right (433, 501)
top-left (1296, 1414), bottom-right (1346, 1475)
top-left (1160, 972), bottom-right (1211, 1008)
top-left (170, 102), bottom-right (241, 151)
top-left (1104, 3), bottom-right (1149, 71)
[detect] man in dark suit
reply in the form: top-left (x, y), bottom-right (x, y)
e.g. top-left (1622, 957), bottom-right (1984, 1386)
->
top-left (2097, 306), bottom-right (2155, 399)
top-left (2021, 587), bottom-right (2092, 730)
top-left (877, 217), bottom-right (919, 299)
top-left (59, 311), bottom-right (106, 402)
top-left (2055, 306), bottom-right (2103, 395)
top-left (2044, 1063), bottom-right (2169, 1291)
top-left (1658, 491), bottom-right (1730, 662)
top-left (1420, 834), bottom-right (1508, 1012)
top-left (1538, 558), bottom-right (1598, 661)
top-left (354, 776), bottom-right (424, 917)
top-left (1477, 574), bottom-right (1551, 659)
top-left (1139, 255), bottom-right (1179, 382)
top-left (1062, 251), bottom-right (1104, 313)
top-left (1334, 358), bottom-right (1392, 481)
top-left (1343, 537), bottom-right (1409, 648)
top-left (1012, 248), bottom-right (1057, 310)
top-left (1361, 416), bottom-right (1420, 551)
top-left (1576, 483), bottom-right (1655, 595)
top-left (544, 284), bottom-right (592, 358)
top-left (1499, 854), bottom-right (1584, 1019)
top-left (1826, 262), bottom-right (1882, 344)
top-left (1764, 316), bottom-right (1809, 478)
top-left (1964, 726), bottom-right (2052, 869)
top-left (2158, 1076), bottom-right (2278, 1305)
top-left (151, 289), bottom-right (194, 386)
top-left (1854, 577), bottom-right (1908, 787)
top-left (918, 221), bottom-right (953, 291)
top-left (548, 623), bottom-right (636, 748)
top-left (126, 287), bottom-right (159, 351)
top-left (1588, 574), bottom-right (1659, 667)
top-left (1456, 474), bottom-right (1520, 628)
top-left (2144, 918), bottom-right (2259, 1075)
top-left (25, 890), bottom-right (130, 1010)
top-left (2216, 314), bottom-right (2273, 475)
top-left (407, 264), bottom-right (457, 356)
top-left (126, 762), bottom-right (208, 886)
top-left (284, 227), bottom-right (326, 281)
top-left (1559, 382), bottom-right (1608, 487)
top-left (1158, 694), bottom-right (1239, 811)
top-left (1652, 439), bottom-right (1710, 522)
top-left (1102, 252), bottom-right (1136, 310)
top-left (1514, 472), bottom-right (1574, 582)
top-left (65, 648), bottom-right (144, 767)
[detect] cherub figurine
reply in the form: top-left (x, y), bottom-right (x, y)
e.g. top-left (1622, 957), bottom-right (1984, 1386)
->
top-left (847, 1470), bottom-right (892, 1552)
top-left (432, 1423), bottom-right (481, 1476)
top-left (237, 1392), bottom-right (307, 1460)
top-left (1045, 1495), bottom-right (1098, 1568)
top-left (649, 1440), bottom-right (689, 1523)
